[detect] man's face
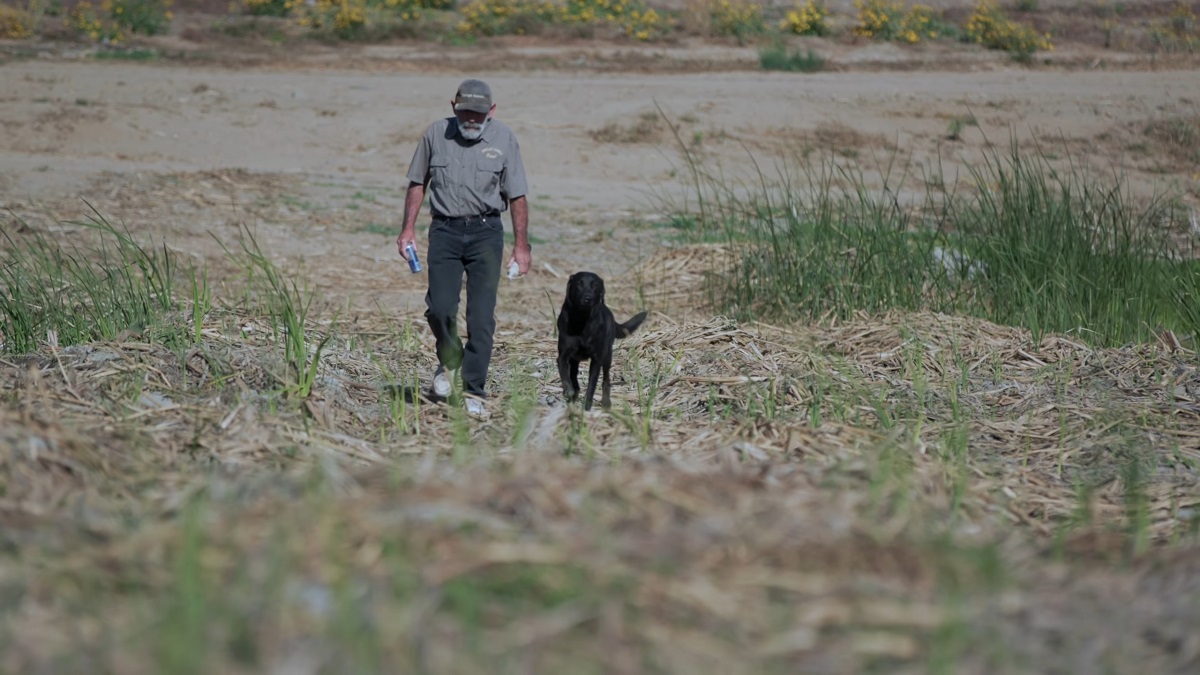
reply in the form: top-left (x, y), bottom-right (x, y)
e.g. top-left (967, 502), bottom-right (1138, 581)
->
top-left (452, 102), bottom-right (495, 140)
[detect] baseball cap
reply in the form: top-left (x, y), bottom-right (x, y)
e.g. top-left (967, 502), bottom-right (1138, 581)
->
top-left (454, 79), bottom-right (493, 114)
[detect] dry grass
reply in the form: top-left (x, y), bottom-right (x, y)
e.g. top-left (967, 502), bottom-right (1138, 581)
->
top-left (1143, 113), bottom-right (1200, 171)
top-left (740, 120), bottom-right (897, 160)
top-left (590, 111), bottom-right (670, 145)
top-left (3, 234), bottom-right (1199, 671)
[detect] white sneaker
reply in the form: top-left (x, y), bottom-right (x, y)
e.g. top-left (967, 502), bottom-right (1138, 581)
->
top-left (464, 397), bottom-right (487, 418)
top-left (432, 369), bottom-right (454, 398)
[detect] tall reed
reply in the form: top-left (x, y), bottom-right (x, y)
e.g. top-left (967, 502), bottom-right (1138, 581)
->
top-left (662, 131), bottom-right (1196, 348)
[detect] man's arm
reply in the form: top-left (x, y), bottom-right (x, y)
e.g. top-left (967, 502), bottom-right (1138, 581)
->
top-left (398, 125), bottom-right (434, 260)
top-left (396, 181), bottom-right (425, 259)
top-left (509, 195), bottom-right (532, 275)
top-left (501, 127), bottom-right (531, 276)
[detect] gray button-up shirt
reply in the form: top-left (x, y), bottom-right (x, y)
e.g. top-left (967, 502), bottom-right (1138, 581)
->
top-left (405, 117), bottom-right (528, 218)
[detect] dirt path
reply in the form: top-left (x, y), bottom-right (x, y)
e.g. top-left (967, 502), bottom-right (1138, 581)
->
top-left (4, 58), bottom-right (1198, 207)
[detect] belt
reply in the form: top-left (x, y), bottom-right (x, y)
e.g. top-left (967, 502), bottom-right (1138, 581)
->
top-left (433, 212), bottom-right (500, 226)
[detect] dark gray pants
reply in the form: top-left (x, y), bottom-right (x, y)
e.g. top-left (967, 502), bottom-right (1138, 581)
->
top-left (423, 215), bottom-right (504, 398)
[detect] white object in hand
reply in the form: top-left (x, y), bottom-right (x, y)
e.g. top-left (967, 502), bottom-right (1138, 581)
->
top-left (508, 260), bottom-right (520, 279)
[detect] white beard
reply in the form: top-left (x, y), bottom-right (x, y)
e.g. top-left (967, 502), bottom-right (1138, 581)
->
top-left (459, 118), bottom-right (490, 140)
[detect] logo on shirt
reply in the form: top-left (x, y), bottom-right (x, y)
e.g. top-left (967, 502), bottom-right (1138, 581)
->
top-left (481, 147), bottom-right (504, 159)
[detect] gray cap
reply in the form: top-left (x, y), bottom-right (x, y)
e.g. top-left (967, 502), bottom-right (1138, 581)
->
top-left (453, 79), bottom-right (493, 114)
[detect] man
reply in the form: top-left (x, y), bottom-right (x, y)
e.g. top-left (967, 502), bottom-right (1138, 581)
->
top-left (396, 79), bottom-right (532, 416)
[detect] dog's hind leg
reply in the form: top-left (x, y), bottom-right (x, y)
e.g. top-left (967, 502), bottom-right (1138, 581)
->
top-left (600, 363), bottom-right (612, 409)
top-left (584, 359), bottom-right (602, 410)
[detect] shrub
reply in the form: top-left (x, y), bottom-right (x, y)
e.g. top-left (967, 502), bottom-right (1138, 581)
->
top-left (373, 0), bottom-right (428, 23)
top-left (240, 0), bottom-right (298, 18)
top-left (70, 1), bottom-right (125, 42)
top-left (964, 0), bottom-right (1052, 56)
top-left (853, 0), bottom-right (902, 39)
top-left (0, 5), bottom-right (33, 39)
top-left (779, 1), bottom-right (828, 37)
top-left (853, 0), bottom-right (949, 43)
top-left (622, 7), bottom-right (667, 41)
top-left (70, 0), bottom-right (174, 41)
top-left (113, 0), bottom-right (174, 35)
top-left (559, 0), bottom-right (667, 40)
top-left (1148, 1), bottom-right (1199, 53)
top-left (1167, 0), bottom-right (1198, 35)
top-left (456, 0), bottom-right (665, 40)
top-left (706, 0), bottom-right (764, 40)
top-left (893, 3), bottom-right (947, 43)
top-left (293, 0), bottom-right (436, 40)
top-left (456, 0), bottom-right (556, 35)
top-left (297, 0), bottom-right (368, 37)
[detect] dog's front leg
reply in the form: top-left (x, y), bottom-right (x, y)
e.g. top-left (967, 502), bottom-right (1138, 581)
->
top-left (570, 361), bottom-right (582, 401)
top-left (558, 355), bottom-right (577, 401)
top-left (583, 358), bottom-right (602, 410)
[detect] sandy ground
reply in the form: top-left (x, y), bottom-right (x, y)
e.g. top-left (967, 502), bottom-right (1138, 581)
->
top-left (4, 54), bottom-right (1199, 208)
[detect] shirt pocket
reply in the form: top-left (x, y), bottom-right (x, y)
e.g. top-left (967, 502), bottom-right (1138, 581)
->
top-left (476, 158), bottom-right (503, 193)
top-left (428, 159), bottom-right (450, 188)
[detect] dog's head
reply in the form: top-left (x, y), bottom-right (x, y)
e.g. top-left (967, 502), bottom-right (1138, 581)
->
top-left (566, 271), bottom-right (605, 309)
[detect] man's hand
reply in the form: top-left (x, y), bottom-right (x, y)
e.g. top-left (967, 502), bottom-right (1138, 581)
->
top-left (508, 195), bottom-right (532, 276)
top-left (396, 228), bottom-right (417, 259)
top-left (397, 181), bottom-right (425, 260)
top-left (509, 242), bottom-right (532, 276)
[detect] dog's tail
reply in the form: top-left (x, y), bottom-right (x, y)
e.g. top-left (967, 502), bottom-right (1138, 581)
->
top-left (616, 311), bottom-right (648, 339)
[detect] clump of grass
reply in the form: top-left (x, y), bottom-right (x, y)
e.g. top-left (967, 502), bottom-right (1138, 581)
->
top-left (1171, 239), bottom-right (1200, 351)
top-left (0, 204), bottom-right (182, 354)
top-left (1143, 114), bottom-right (1200, 168)
top-left (94, 47), bottom-right (160, 60)
top-left (219, 224), bottom-right (333, 400)
top-left (188, 266), bottom-right (212, 345)
top-left (947, 138), bottom-right (1190, 345)
top-left (663, 133), bottom-right (1196, 348)
top-left (589, 111), bottom-right (663, 144)
top-left (945, 113), bottom-right (978, 140)
top-left (758, 44), bottom-right (824, 71)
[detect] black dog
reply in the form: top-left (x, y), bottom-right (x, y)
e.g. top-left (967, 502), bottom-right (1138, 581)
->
top-left (557, 271), bottom-right (648, 410)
